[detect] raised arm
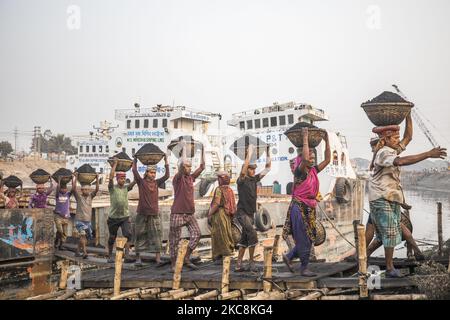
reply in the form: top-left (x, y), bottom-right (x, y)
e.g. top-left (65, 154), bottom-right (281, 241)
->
top-left (192, 144), bottom-right (206, 179)
top-left (394, 147), bottom-right (447, 166)
top-left (299, 128), bottom-right (310, 173)
top-left (158, 151), bottom-right (171, 184)
top-left (109, 158), bottom-right (118, 190)
top-left (258, 144), bottom-right (272, 179)
top-left (317, 131), bottom-right (331, 172)
top-left (240, 144), bottom-right (255, 179)
top-left (132, 158), bottom-right (142, 183)
top-left (46, 177), bottom-right (54, 196)
top-left (92, 174), bottom-right (100, 198)
top-left (127, 179), bottom-right (137, 191)
top-left (71, 173), bottom-right (78, 195)
top-left (399, 111), bottom-right (413, 149)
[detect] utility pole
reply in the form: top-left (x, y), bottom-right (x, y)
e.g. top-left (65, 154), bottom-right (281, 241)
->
top-left (13, 127), bottom-right (18, 154)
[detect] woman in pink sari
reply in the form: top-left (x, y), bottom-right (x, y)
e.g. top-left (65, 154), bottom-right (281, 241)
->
top-left (282, 128), bottom-right (330, 276)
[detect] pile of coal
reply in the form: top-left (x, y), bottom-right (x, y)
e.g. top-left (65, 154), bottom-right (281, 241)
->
top-left (364, 91), bottom-right (409, 104)
top-left (136, 143), bottom-right (164, 155)
top-left (285, 122), bottom-right (318, 132)
top-left (3, 175), bottom-right (23, 188)
top-left (76, 164), bottom-right (96, 174)
top-left (31, 169), bottom-right (50, 176)
top-left (112, 152), bottom-right (132, 161)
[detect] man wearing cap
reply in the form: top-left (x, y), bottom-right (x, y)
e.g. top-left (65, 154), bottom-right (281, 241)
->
top-left (132, 150), bottom-right (170, 267)
top-left (72, 173), bottom-right (99, 259)
top-left (368, 119), bottom-right (446, 277)
top-left (169, 141), bottom-right (205, 270)
top-left (235, 144), bottom-right (271, 272)
top-left (106, 158), bottom-right (136, 263)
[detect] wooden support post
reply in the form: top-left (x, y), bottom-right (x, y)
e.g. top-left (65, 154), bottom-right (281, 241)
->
top-left (165, 241), bottom-right (170, 255)
top-left (113, 237), bottom-right (128, 297)
top-left (95, 208), bottom-right (100, 247)
top-left (437, 202), bottom-right (443, 257)
top-left (357, 224), bottom-right (368, 298)
top-left (221, 256), bottom-right (231, 294)
top-left (263, 246), bottom-right (273, 293)
top-left (172, 239), bottom-right (188, 290)
top-left (58, 260), bottom-right (69, 290)
top-left (219, 290), bottom-right (244, 300)
top-left (272, 235), bottom-right (281, 262)
top-left (193, 290), bottom-right (219, 300)
top-left (353, 220), bottom-right (360, 258)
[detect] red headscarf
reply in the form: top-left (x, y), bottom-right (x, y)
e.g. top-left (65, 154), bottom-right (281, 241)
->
top-left (215, 173), bottom-right (236, 216)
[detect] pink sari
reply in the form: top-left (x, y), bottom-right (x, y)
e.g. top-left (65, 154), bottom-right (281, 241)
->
top-left (291, 156), bottom-right (319, 208)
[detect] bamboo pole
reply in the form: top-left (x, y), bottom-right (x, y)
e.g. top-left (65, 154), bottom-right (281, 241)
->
top-left (165, 241), bottom-right (170, 255)
top-left (26, 290), bottom-right (66, 300)
top-left (168, 289), bottom-right (198, 300)
top-left (247, 291), bottom-right (286, 300)
top-left (285, 290), bottom-right (304, 299)
top-left (95, 208), bottom-right (100, 247)
top-left (193, 290), bottom-right (219, 300)
top-left (263, 246), bottom-right (273, 293)
top-left (437, 202), bottom-right (443, 257)
top-left (219, 290), bottom-right (244, 300)
top-left (321, 295), bottom-right (359, 300)
top-left (221, 256), bottom-right (231, 294)
top-left (353, 220), bottom-right (360, 258)
top-left (55, 289), bottom-right (76, 300)
top-left (296, 289), bottom-right (329, 300)
top-left (110, 288), bottom-right (141, 300)
top-left (113, 237), bottom-right (128, 297)
top-left (159, 288), bottom-right (184, 299)
top-left (371, 294), bottom-right (427, 300)
top-left (272, 235), bottom-right (281, 262)
top-left (58, 260), bottom-right (69, 290)
top-left (357, 224), bottom-right (368, 298)
top-left (172, 239), bottom-right (188, 290)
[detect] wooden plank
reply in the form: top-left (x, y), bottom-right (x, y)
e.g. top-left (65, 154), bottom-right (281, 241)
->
top-left (113, 237), bottom-right (128, 297)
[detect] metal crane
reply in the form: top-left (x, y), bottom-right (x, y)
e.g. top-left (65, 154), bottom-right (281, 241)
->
top-left (392, 84), bottom-right (448, 164)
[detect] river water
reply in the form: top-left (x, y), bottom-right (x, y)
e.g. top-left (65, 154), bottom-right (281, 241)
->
top-left (363, 188), bottom-right (450, 257)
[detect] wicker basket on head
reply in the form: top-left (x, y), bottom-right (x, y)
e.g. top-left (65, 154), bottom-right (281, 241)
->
top-left (78, 173), bottom-right (97, 185)
top-left (108, 158), bottom-right (133, 172)
top-left (284, 122), bottom-right (326, 148)
top-left (361, 102), bottom-right (414, 126)
top-left (314, 220), bottom-right (327, 247)
top-left (30, 169), bottom-right (50, 184)
top-left (3, 175), bottom-right (23, 189)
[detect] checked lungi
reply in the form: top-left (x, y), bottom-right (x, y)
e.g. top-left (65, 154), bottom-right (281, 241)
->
top-left (169, 213), bottom-right (201, 261)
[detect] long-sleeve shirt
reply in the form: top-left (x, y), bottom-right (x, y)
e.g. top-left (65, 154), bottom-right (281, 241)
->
top-left (133, 163), bottom-right (169, 215)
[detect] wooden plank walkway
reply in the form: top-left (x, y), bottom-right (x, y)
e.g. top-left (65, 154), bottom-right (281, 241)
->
top-left (81, 260), bottom-right (357, 290)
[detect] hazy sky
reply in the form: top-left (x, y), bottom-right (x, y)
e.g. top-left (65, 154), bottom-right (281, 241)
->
top-left (1, 0), bottom-right (449, 159)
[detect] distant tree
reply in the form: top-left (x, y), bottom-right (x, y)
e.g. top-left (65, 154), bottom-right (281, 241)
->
top-left (47, 134), bottom-right (77, 160)
top-left (0, 141), bottom-right (13, 159)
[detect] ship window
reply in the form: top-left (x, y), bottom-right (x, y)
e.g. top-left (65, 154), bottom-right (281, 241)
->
top-left (263, 118), bottom-right (269, 128)
top-left (288, 114), bottom-right (294, 124)
top-left (153, 119), bottom-right (158, 128)
top-left (80, 146), bottom-right (83, 153)
top-left (270, 117), bottom-right (277, 127)
top-left (99, 146), bottom-right (103, 152)
top-left (92, 146), bottom-right (96, 153)
top-left (106, 146), bottom-right (109, 153)
top-left (144, 119), bottom-right (149, 128)
top-left (341, 153), bottom-right (346, 166)
top-left (132, 148), bottom-right (136, 156)
top-left (174, 120), bottom-right (179, 129)
top-left (272, 147), bottom-right (278, 155)
top-left (279, 115), bottom-right (286, 126)
top-left (127, 120), bottom-right (131, 129)
top-left (288, 147), bottom-right (295, 154)
top-left (135, 120), bottom-right (140, 129)
top-left (239, 121), bottom-right (245, 130)
top-left (162, 119), bottom-right (168, 128)
top-left (247, 120), bottom-right (253, 129)
top-left (122, 147), bottom-right (126, 153)
top-left (333, 151), bottom-right (339, 166)
top-left (86, 146), bottom-right (90, 153)
top-left (255, 119), bottom-right (261, 129)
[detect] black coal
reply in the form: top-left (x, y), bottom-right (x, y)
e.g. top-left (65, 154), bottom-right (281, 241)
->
top-left (365, 91), bottom-right (410, 104)
top-left (76, 164), bottom-right (96, 174)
